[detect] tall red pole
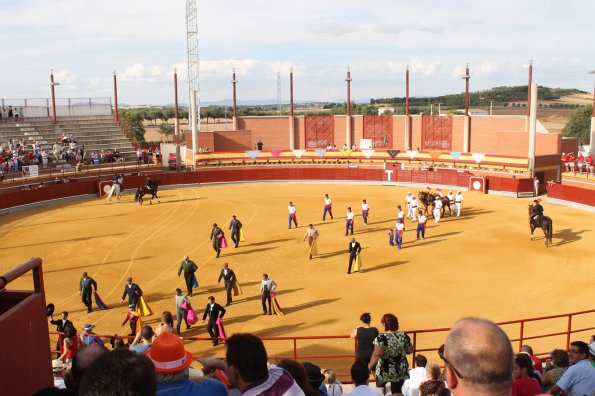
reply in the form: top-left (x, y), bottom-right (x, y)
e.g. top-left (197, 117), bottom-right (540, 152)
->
top-left (113, 70), bottom-right (119, 123)
top-left (405, 65), bottom-right (410, 116)
top-left (289, 68), bottom-right (294, 117)
top-left (346, 66), bottom-right (352, 117)
top-left (465, 63), bottom-right (470, 117)
top-left (232, 68), bottom-right (237, 118)
top-left (527, 60), bottom-right (533, 118)
top-left (50, 70), bottom-right (57, 125)
top-left (174, 68), bottom-right (179, 134)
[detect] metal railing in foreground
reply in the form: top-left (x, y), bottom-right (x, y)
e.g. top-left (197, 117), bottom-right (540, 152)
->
top-left (48, 308), bottom-right (595, 379)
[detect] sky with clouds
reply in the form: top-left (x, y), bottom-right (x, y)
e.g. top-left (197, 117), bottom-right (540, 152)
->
top-left (1, 0), bottom-right (594, 105)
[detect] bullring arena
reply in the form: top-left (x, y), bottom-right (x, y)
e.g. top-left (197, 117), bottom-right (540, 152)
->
top-left (3, 50), bottom-right (595, 396)
top-left (2, 162), bottom-right (595, 387)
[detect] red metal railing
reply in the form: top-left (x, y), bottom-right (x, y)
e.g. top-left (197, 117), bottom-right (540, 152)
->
top-left (48, 308), bottom-right (595, 378)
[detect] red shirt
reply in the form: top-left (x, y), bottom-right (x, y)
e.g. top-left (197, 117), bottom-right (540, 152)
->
top-left (577, 155), bottom-right (584, 163)
top-left (586, 155), bottom-right (593, 165)
top-left (561, 154), bottom-right (568, 162)
top-left (530, 355), bottom-right (543, 374)
top-left (512, 377), bottom-right (541, 396)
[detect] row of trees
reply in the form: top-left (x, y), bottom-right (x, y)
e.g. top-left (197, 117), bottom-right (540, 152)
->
top-left (563, 104), bottom-right (593, 141)
top-left (371, 86), bottom-right (586, 108)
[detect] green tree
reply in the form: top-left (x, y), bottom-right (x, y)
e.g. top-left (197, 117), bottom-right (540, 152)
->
top-left (158, 123), bottom-right (175, 137)
top-left (563, 104), bottom-right (592, 141)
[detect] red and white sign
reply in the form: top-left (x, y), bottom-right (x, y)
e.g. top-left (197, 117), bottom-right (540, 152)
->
top-left (469, 176), bottom-right (486, 193)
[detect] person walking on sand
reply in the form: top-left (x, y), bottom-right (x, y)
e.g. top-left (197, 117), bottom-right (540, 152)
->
top-left (347, 237), bottom-right (362, 274)
top-left (322, 194), bottom-right (333, 220)
top-left (303, 224), bottom-right (319, 260)
top-left (345, 207), bottom-right (355, 236)
top-left (209, 223), bottom-right (224, 258)
top-left (228, 215), bottom-right (243, 248)
top-left (288, 201), bottom-right (298, 229)
top-left (361, 199), bottom-right (370, 225)
top-left (177, 255), bottom-right (198, 296)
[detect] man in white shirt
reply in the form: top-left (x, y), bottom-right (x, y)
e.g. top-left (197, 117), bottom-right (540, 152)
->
top-left (402, 355), bottom-right (428, 396)
top-left (405, 192), bottom-right (413, 219)
top-left (344, 361), bottom-right (382, 396)
top-left (397, 205), bottom-right (405, 227)
top-left (260, 274), bottom-right (277, 315)
top-left (455, 191), bottom-right (464, 217)
top-left (416, 211), bottom-right (427, 240)
top-left (345, 207), bottom-right (355, 236)
top-left (447, 191), bottom-right (455, 209)
top-left (288, 201), bottom-right (298, 229)
top-left (433, 196), bottom-right (443, 223)
top-left (361, 199), bottom-right (370, 225)
top-left (323, 194), bottom-right (333, 220)
top-left (409, 196), bottom-right (418, 221)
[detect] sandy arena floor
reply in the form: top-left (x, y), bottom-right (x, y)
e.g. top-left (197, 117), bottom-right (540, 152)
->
top-left (2, 183), bottom-right (594, 366)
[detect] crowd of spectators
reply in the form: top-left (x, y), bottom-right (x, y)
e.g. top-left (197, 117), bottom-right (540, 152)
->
top-left (0, 105), bottom-right (24, 121)
top-left (37, 313), bottom-right (595, 396)
top-left (561, 152), bottom-right (594, 175)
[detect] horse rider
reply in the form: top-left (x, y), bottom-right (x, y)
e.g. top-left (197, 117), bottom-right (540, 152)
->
top-left (530, 199), bottom-right (544, 224)
top-left (144, 175), bottom-right (153, 193)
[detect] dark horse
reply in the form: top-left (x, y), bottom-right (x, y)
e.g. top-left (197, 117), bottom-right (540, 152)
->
top-left (529, 204), bottom-right (553, 247)
top-left (418, 191), bottom-right (451, 218)
top-left (134, 179), bottom-right (160, 205)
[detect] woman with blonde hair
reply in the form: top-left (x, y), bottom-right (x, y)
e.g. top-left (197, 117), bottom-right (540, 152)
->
top-left (418, 362), bottom-right (445, 396)
top-left (323, 368), bottom-right (343, 395)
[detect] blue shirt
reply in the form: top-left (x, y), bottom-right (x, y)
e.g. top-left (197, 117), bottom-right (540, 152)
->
top-left (157, 379), bottom-right (227, 395)
top-left (556, 359), bottom-right (595, 396)
top-left (130, 344), bottom-right (151, 354)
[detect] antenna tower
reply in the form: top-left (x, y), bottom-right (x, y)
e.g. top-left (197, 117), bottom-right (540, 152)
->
top-left (186, 0), bottom-right (200, 127)
top-left (277, 70), bottom-right (282, 115)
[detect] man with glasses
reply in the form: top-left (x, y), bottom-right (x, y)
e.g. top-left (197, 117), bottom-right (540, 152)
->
top-left (443, 317), bottom-right (514, 396)
top-left (548, 341), bottom-right (595, 396)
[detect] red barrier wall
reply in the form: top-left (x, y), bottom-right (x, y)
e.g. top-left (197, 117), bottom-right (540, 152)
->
top-left (548, 183), bottom-right (595, 206)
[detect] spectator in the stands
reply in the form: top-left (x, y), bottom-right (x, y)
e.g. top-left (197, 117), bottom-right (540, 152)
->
top-left (548, 340), bottom-right (595, 395)
top-left (68, 344), bottom-right (106, 394)
top-left (402, 354), bottom-right (429, 396)
top-left (303, 362), bottom-right (326, 395)
top-left (344, 360), bottom-right (382, 396)
top-left (198, 332), bottom-right (304, 395)
top-left (78, 324), bottom-right (104, 347)
top-left (323, 368), bottom-right (343, 396)
top-left (418, 362), bottom-right (446, 396)
top-left (154, 311), bottom-right (175, 337)
top-left (278, 359), bottom-right (319, 396)
top-left (541, 349), bottom-right (569, 393)
top-left (51, 359), bottom-right (67, 389)
top-left (78, 349), bottom-right (156, 395)
top-left (58, 325), bottom-right (79, 365)
top-left (443, 317), bottom-right (514, 396)
top-left (512, 353), bottom-right (541, 396)
top-left (130, 325), bottom-right (153, 354)
top-left (350, 312), bottom-right (379, 365)
top-left (145, 331), bottom-right (227, 395)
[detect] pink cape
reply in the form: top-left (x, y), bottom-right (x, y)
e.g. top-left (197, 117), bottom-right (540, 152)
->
top-left (216, 318), bottom-right (227, 343)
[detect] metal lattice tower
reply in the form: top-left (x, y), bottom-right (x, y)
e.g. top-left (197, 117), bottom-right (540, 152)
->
top-left (277, 71), bottom-right (282, 115)
top-left (186, 0), bottom-right (200, 127)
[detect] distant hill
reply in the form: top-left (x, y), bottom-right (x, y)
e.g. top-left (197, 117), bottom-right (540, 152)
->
top-left (371, 86), bottom-right (588, 108)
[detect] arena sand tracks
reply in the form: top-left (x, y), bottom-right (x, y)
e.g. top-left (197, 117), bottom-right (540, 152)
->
top-left (2, 183), bottom-right (594, 362)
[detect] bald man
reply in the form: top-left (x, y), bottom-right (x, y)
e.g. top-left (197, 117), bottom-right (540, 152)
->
top-left (443, 317), bottom-right (514, 396)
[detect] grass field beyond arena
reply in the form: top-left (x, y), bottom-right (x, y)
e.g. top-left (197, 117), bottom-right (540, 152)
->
top-left (2, 183), bottom-right (594, 368)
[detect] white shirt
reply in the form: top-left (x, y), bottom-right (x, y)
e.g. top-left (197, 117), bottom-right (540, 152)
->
top-left (346, 211), bottom-right (354, 220)
top-left (288, 205), bottom-right (296, 214)
top-left (405, 195), bottom-right (412, 205)
top-left (419, 215), bottom-right (427, 224)
top-left (402, 367), bottom-right (428, 396)
top-left (260, 279), bottom-right (277, 293)
top-left (447, 193), bottom-right (454, 202)
top-left (397, 210), bottom-right (404, 220)
top-left (435, 199), bottom-right (442, 209)
top-left (410, 198), bottom-right (418, 207)
top-left (456, 193), bottom-right (463, 203)
top-left (361, 203), bottom-right (369, 211)
top-left (344, 385), bottom-right (382, 396)
top-left (396, 223), bottom-right (405, 232)
top-left (325, 197), bottom-right (332, 205)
